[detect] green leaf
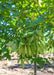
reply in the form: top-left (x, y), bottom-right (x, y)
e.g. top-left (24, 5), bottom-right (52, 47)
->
top-left (21, 59), bottom-right (24, 68)
top-left (18, 57), bottom-right (21, 63)
top-left (36, 57), bottom-right (45, 68)
top-left (44, 58), bottom-right (51, 65)
top-left (0, 5), bottom-right (5, 11)
top-left (0, 14), bottom-right (3, 21)
top-left (3, 53), bottom-right (11, 60)
top-left (31, 59), bottom-right (34, 64)
top-left (27, 17), bottom-right (46, 28)
top-left (24, 57), bottom-right (29, 64)
top-left (28, 46), bottom-right (32, 56)
top-left (6, 3), bottom-right (12, 10)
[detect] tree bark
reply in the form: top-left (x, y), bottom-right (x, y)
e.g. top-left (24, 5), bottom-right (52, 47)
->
top-left (34, 62), bottom-right (37, 75)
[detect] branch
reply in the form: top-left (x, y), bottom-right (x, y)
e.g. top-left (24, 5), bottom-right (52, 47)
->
top-left (36, 7), bottom-right (43, 17)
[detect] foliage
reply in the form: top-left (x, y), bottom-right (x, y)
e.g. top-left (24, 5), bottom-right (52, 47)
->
top-left (0, 0), bottom-right (54, 68)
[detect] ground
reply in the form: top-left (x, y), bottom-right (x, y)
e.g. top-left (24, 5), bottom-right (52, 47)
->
top-left (0, 53), bottom-right (54, 75)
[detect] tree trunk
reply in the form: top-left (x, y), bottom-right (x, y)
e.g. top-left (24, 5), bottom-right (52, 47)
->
top-left (34, 62), bottom-right (37, 75)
